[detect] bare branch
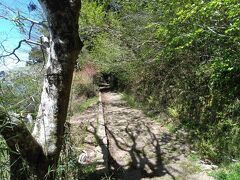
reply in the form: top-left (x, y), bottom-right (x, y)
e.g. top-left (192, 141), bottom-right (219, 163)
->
top-left (0, 39), bottom-right (42, 63)
top-left (0, 39), bottom-right (11, 54)
top-left (28, 22), bottom-right (35, 40)
top-left (25, 39), bottom-right (42, 46)
top-left (207, 26), bottom-right (227, 37)
top-left (0, 15), bottom-right (11, 21)
top-left (0, 2), bottom-right (48, 30)
top-left (0, 4), bottom-right (48, 64)
top-left (19, 16), bottom-right (48, 29)
top-left (0, 2), bottom-right (16, 14)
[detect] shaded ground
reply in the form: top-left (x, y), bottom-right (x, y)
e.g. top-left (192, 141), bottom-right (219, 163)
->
top-left (70, 102), bottom-right (108, 179)
top-left (70, 92), bottom-right (215, 180)
top-left (102, 92), bottom-right (214, 180)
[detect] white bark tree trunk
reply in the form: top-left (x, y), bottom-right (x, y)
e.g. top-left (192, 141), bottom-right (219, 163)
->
top-left (33, 0), bottom-right (82, 157)
top-left (0, 0), bottom-right (83, 179)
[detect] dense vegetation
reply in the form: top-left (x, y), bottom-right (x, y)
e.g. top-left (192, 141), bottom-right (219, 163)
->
top-left (0, 69), bottom-right (42, 114)
top-left (78, 0), bottom-right (240, 164)
top-left (0, 0), bottom-right (239, 179)
top-left (0, 67), bottom-right (43, 178)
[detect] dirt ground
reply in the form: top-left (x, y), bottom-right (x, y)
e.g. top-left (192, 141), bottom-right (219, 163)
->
top-left (71, 92), bottom-right (215, 180)
top-left (102, 92), bottom-right (214, 180)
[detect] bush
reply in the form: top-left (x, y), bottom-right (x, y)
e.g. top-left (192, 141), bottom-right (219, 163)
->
top-left (79, 0), bottom-right (240, 164)
top-left (74, 83), bottom-right (97, 98)
top-left (212, 162), bottom-right (240, 180)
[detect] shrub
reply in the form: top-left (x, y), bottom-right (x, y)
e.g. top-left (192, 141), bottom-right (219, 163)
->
top-left (74, 83), bottom-right (97, 98)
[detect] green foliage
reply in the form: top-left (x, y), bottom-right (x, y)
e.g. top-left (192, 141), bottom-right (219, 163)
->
top-left (79, 0), bottom-right (240, 164)
top-left (0, 69), bottom-right (42, 114)
top-left (188, 153), bottom-right (200, 163)
top-left (78, 97), bottom-right (98, 113)
top-left (79, 0), bottom-right (136, 89)
top-left (74, 83), bottom-right (97, 99)
top-left (56, 125), bottom-right (81, 179)
top-left (0, 68), bottom-right (42, 179)
top-left (122, 93), bottom-right (138, 108)
top-left (212, 162), bottom-right (240, 180)
top-left (80, 162), bottom-right (97, 175)
top-left (28, 46), bottom-right (45, 65)
top-left (79, 1), bottom-right (105, 28)
top-left (91, 33), bottom-right (124, 72)
top-left (0, 137), bottom-right (9, 179)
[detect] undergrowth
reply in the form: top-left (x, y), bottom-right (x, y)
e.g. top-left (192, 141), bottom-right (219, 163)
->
top-left (211, 162), bottom-right (240, 180)
top-left (78, 97), bottom-right (98, 113)
top-left (121, 93), bottom-right (139, 108)
top-left (0, 138), bottom-right (9, 179)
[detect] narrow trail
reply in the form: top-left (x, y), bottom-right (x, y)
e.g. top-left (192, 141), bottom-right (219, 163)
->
top-left (71, 92), bottom-right (215, 180)
top-left (102, 92), bottom-right (213, 180)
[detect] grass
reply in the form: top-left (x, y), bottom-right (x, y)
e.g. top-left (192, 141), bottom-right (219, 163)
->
top-left (165, 122), bottom-right (176, 133)
top-left (71, 96), bottom-right (98, 115)
top-left (122, 93), bottom-right (180, 134)
top-left (56, 94), bottom-right (99, 179)
top-left (187, 153), bottom-right (200, 162)
top-left (0, 138), bottom-right (10, 179)
top-left (179, 161), bottom-right (201, 174)
top-left (121, 93), bottom-right (138, 108)
top-left (211, 162), bottom-right (240, 180)
top-left (78, 96), bottom-right (98, 113)
top-left (81, 162), bottom-right (97, 174)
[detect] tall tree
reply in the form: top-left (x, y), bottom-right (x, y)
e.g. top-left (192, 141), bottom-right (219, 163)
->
top-left (0, 0), bottom-right (83, 179)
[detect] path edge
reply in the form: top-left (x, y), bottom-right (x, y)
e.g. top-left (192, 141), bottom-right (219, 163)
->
top-left (97, 91), bottom-right (109, 173)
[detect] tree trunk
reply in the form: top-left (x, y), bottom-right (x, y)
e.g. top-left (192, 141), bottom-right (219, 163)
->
top-left (32, 0), bottom-right (83, 178)
top-left (0, 0), bottom-right (83, 179)
top-left (9, 152), bottom-right (28, 180)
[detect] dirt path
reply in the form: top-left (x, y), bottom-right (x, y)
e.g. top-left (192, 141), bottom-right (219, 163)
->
top-left (102, 92), bottom-right (214, 180)
top-left (70, 92), bottom-right (215, 179)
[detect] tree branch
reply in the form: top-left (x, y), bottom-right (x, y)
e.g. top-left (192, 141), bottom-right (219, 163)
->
top-left (0, 6), bottom-right (48, 64)
top-left (207, 26), bottom-right (227, 37)
top-left (0, 108), bottom-right (48, 175)
top-left (19, 16), bottom-right (48, 30)
top-left (0, 39), bottom-right (43, 62)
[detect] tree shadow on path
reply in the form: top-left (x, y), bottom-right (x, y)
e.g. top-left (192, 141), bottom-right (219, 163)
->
top-left (106, 123), bottom-right (176, 180)
top-left (87, 121), bottom-right (176, 180)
